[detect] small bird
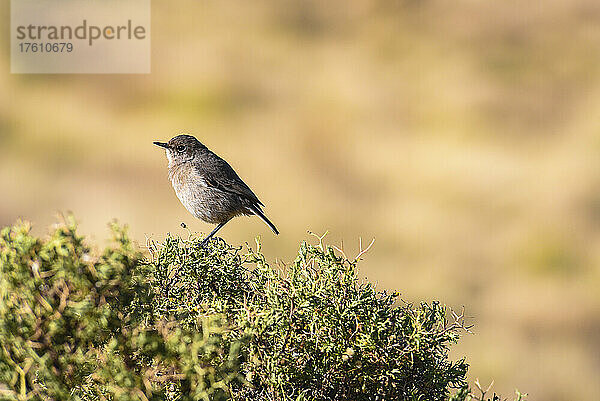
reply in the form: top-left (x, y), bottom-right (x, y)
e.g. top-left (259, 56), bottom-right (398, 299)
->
top-left (154, 134), bottom-right (278, 246)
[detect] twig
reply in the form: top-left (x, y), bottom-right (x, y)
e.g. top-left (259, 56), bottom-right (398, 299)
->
top-left (354, 237), bottom-right (375, 262)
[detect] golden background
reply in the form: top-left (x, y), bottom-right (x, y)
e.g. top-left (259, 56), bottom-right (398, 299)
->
top-left (2, 1), bottom-right (600, 400)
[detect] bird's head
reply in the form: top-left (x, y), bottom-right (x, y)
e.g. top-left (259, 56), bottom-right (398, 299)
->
top-left (154, 134), bottom-right (205, 166)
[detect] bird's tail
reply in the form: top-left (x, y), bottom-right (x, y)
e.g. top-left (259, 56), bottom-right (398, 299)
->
top-left (248, 205), bottom-right (279, 235)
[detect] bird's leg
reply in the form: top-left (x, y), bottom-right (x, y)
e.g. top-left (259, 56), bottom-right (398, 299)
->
top-left (200, 221), bottom-right (229, 247)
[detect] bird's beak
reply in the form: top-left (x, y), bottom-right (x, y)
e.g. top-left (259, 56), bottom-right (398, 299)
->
top-left (153, 141), bottom-right (169, 149)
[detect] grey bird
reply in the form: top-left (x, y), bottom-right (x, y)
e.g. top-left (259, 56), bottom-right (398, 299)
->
top-left (154, 134), bottom-right (279, 246)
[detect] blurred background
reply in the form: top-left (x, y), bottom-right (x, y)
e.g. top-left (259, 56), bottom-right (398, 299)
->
top-left (2, 1), bottom-right (600, 399)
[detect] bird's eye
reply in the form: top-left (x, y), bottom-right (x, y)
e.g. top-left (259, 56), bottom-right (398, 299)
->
top-left (176, 145), bottom-right (186, 153)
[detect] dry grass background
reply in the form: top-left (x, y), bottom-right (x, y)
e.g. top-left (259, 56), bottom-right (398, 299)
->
top-left (2, 1), bottom-right (600, 399)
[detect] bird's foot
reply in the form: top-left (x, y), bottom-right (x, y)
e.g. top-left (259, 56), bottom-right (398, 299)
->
top-left (199, 236), bottom-right (212, 248)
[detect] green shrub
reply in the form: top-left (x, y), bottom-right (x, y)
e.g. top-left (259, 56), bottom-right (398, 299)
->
top-left (0, 218), bottom-right (526, 401)
top-left (0, 219), bottom-right (241, 401)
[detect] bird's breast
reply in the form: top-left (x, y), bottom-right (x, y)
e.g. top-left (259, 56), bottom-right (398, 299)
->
top-left (168, 163), bottom-right (236, 223)
top-left (169, 164), bottom-right (204, 210)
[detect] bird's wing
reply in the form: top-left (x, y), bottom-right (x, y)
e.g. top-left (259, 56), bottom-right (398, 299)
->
top-left (197, 155), bottom-right (264, 207)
